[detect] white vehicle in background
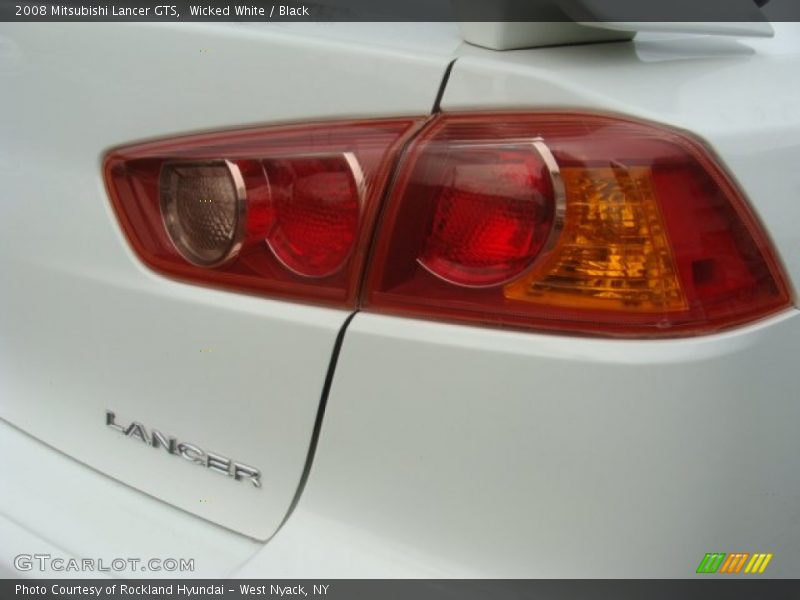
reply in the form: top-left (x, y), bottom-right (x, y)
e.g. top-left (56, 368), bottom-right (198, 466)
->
top-left (1, 4), bottom-right (799, 580)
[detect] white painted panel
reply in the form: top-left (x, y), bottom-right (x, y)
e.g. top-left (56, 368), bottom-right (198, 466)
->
top-left (0, 421), bottom-right (259, 578)
top-left (280, 310), bottom-right (800, 577)
top-left (0, 23), bottom-right (453, 539)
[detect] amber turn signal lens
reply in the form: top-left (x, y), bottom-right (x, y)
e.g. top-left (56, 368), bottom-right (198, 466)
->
top-left (504, 166), bottom-right (688, 313)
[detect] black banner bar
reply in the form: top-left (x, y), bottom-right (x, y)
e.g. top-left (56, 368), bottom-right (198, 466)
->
top-left (4, 580), bottom-right (800, 600)
top-left (3, 0), bottom-right (800, 22)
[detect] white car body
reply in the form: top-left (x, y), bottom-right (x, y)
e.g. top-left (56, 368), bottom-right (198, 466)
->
top-left (1, 20), bottom-right (799, 578)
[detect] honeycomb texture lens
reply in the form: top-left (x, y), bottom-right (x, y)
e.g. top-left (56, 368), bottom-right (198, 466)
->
top-left (417, 147), bottom-right (557, 287)
top-left (160, 161), bottom-right (244, 266)
top-left (265, 154), bottom-right (362, 278)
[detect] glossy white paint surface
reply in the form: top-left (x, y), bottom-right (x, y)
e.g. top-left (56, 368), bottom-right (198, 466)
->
top-left (0, 23), bottom-right (453, 540)
top-left (270, 310), bottom-right (800, 577)
top-left (0, 421), bottom-right (259, 578)
top-left (258, 24), bottom-right (800, 577)
top-left (1, 21), bottom-right (799, 579)
top-left (241, 25), bottom-right (800, 577)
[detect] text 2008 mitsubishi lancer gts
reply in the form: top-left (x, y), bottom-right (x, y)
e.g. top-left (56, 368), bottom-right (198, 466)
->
top-left (1, 1), bottom-right (800, 581)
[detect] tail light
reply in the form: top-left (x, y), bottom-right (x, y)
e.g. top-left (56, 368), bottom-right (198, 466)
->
top-left (105, 113), bottom-right (792, 337)
top-left (104, 119), bottom-right (421, 306)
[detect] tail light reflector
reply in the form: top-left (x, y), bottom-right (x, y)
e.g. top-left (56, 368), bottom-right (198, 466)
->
top-left (105, 113), bottom-right (792, 337)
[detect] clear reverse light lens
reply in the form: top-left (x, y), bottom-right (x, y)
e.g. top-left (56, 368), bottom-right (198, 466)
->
top-left (160, 160), bottom-right (246, 267)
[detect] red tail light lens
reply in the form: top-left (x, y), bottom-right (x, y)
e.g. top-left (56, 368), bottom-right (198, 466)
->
top-left (265, 154), bottom-right (363, 278)
top-left (105, 113), bottom-right (791, 336)
top-left (364, 113), bottom-right (791, 336)
top-left (104, 119), bottom-right (420, 306)
top-left (416, 143), bottom-right (559, 287)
